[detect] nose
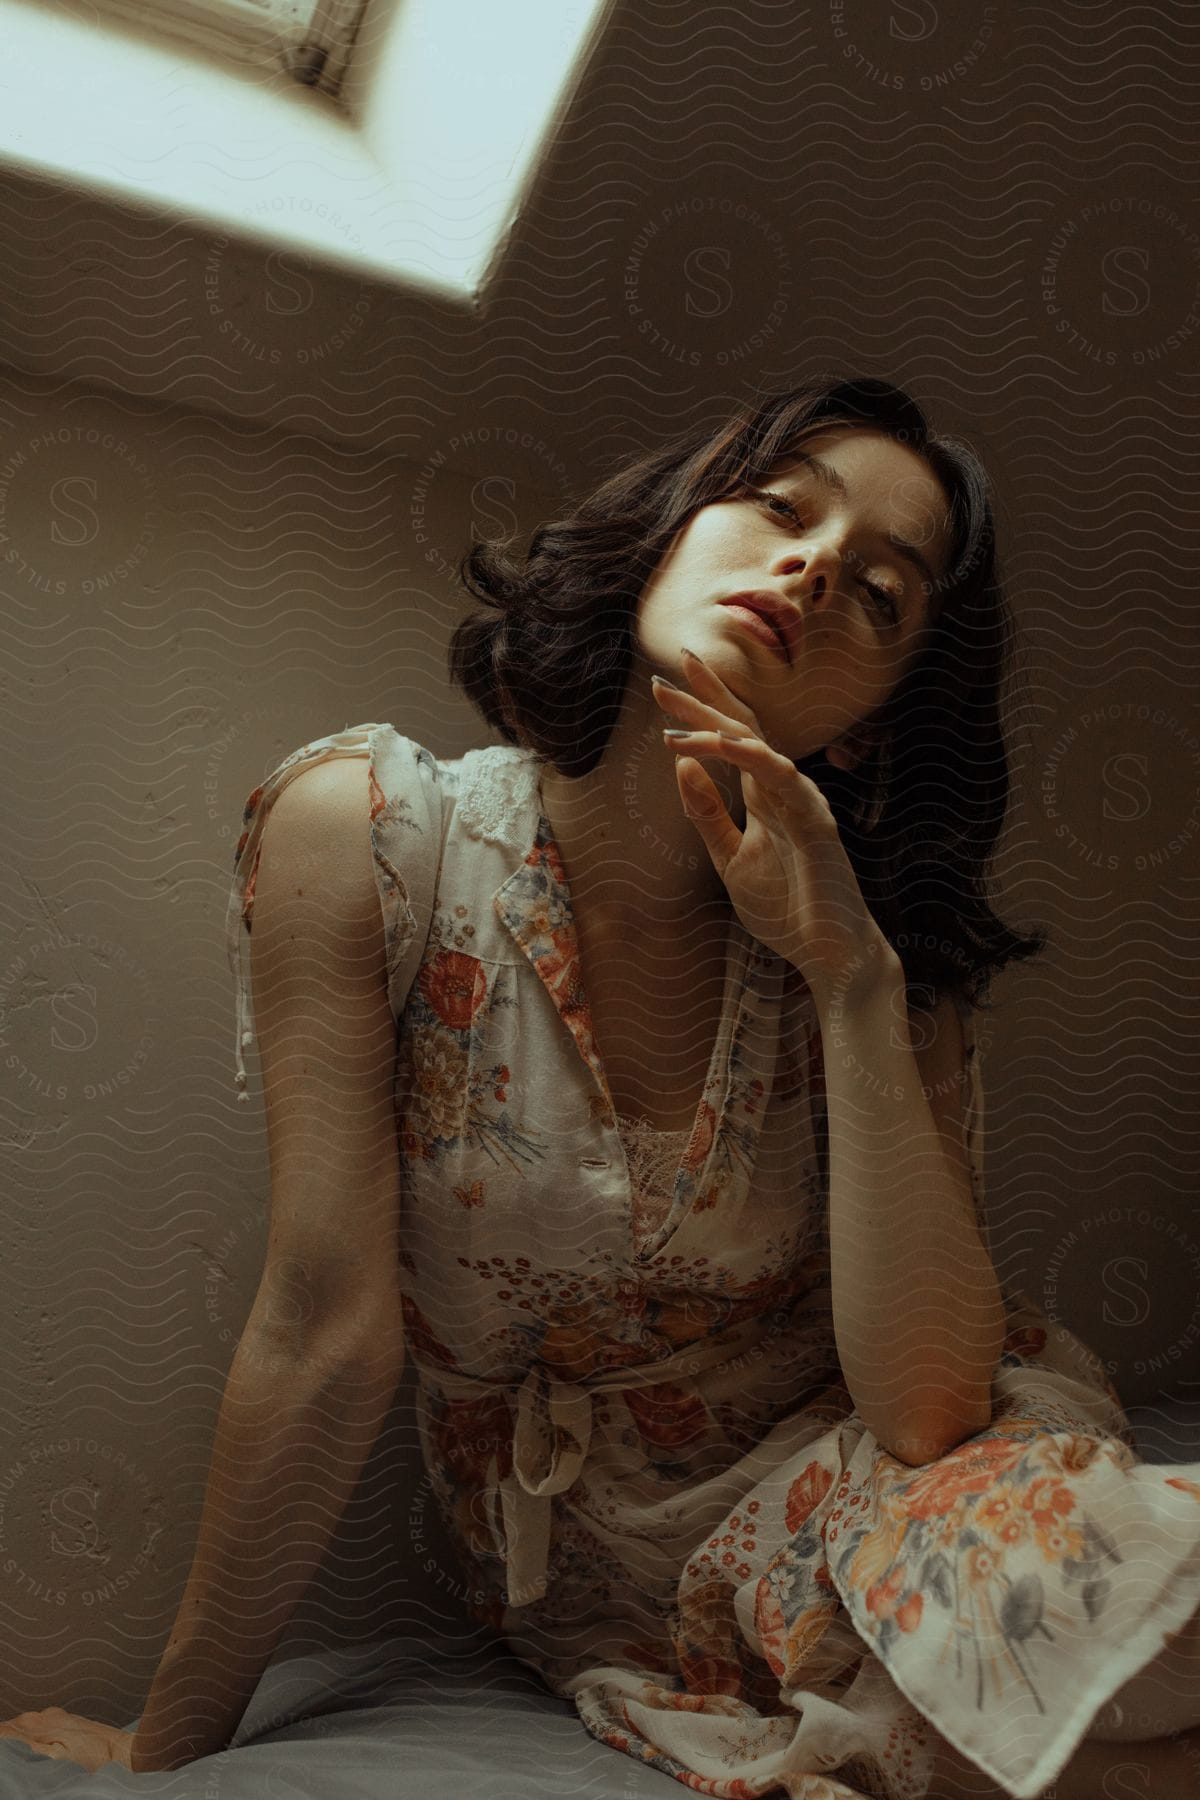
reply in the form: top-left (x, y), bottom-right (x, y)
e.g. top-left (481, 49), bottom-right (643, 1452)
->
top-left (775, 539), bottom-right (840, 607)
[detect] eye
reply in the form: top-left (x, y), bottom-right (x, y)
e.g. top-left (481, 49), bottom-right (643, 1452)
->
top-left (752, 487), bottom-right (801, 526)
top-left (750, 488), bottom-right (902, 625)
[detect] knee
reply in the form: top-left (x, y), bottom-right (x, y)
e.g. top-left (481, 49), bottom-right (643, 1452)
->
top-left (1084, 1611), bottom-right (1200, 1743)
top-left (1085, 1695), bottom-right (1163, 1743)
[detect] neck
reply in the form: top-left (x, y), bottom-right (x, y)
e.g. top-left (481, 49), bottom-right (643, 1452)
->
top-left (536, 660), bottom-right (740, 939)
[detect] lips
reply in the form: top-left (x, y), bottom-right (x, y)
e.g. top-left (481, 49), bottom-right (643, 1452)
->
top-left (719, 591), bottom-right (801, 664)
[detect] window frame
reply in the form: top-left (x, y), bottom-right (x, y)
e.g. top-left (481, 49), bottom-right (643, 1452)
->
top-left (84, 0), bottom-right (371, 96)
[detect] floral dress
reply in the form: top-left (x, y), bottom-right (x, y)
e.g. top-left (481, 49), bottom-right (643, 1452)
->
top-left (227, 722), bottom-right (1200, 1800)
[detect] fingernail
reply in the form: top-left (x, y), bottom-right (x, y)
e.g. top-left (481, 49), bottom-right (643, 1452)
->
top-left (651, 674), bottom-right (681, 690)
top-left (680, 646), bottom-right (706, 663)
top-left (683, 791), bottom-right (719, 818)
top-left (662, 728), bottom-right (693, 739)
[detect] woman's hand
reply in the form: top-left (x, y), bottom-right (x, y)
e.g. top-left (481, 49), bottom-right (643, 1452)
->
top-left (652, 648), bottom-right (895, 1003)
top-left (0, 1707), bottom-right (136, 1773)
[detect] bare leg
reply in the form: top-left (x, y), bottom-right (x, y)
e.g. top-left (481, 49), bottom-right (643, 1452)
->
top-left (1085, 1596), bottom-right (1200, 1740)
top-left (921, 1598), bottom-right (1200, 1792)
top-left (919, 1598), bottom-right (1200, 1795)
top-left (926, 1720), bottom-right (1200, 1799)
top-left (921, 1594), bottom-right (1200, 1793)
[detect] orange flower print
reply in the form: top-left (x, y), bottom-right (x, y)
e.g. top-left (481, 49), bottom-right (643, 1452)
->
top-left (1021, 1475), bottom-right (1076, 1529)
top-left (676, 1575), bottom-right (743, 1698)
top-left (1033, 1519), bottom-right (1085, 1562)
top-left (931, 1504), bottom-right (969, 1549)
top-left (1003, 1324), bottom-right (1047, 1360)
top-left (535, 938), bottom-right (573, 989)
top-left (398, 1294), bottom-right (460, 1369)
top-left (978, 1492), bottom-right (1016, 1529)
top-left (541, 836), bottom-right (571, 890)
top-left (588, 1092), bottom-right (613, 1127)
top-left (1166, 1475), bottom-right (1200, 1502)
top-left (755, 1575), bottom-right (836, 1681)
top-left (540, 1298), bottom-right (621, 1380)
top-left (863, 1568), bottom-right (924, 1634)
top-left (654, 1290), bottom-right (729, 1349)
top-left (865, 1568), bottom-right (905, 1621)
top-left (400, 1117), bottom-right (438, 1162)
top-left (840, 1517), bottom-right (905, 1590)
top-left (419, 949), bottom-right (488, 1029)
top-left (963, 1544), bottom-right (1002, 1588)
top-left (623, 1383), bottom-right (709, 1454)
top-left (753, 1576), bottom-right (788, 1677)
top-left (409, 1027), bottom-right (469, 1139)
top-left (977, 1491), bottom-right (1029, 1550)
top-left (901, 1437), bottom-right (1027, 1520)
top-left (433, 1393), bottom-right (514, 1484)
top-left (785, 1460), bottom-right (834, 1533)
top-left (1052, 1434), bottom-right (1104, 1476)
top-left (678, 1650), bottom-right (742, 1698)
top-left (742, 1076), bottom-right (765, 1116)
top-left (995, 1517), bottom-right (1030, 1548)
top-left (242, 856), bottom-right (260, 919)
top-left (895, 1591), bottom-right (923, 1632)
top-left (367, 765), bottom-right (388, 822)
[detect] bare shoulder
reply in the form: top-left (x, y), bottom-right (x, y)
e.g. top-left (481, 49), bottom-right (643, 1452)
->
top-left (246, 750), bottom-right (403, 1340)
top-left (262, 751), bottom-right (372, 845)
top-left (256, 754), bottom-right (382, 938)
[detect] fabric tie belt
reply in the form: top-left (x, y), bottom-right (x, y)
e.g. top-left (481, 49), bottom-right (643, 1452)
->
top-left (416, 1311), bottom-right (779, 1608)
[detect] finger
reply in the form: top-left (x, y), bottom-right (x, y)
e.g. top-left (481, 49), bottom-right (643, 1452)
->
top-left (679, 647), bottom-right (776, 736)
top-left (651, 676), bottom-right (742, 733)
top-left (673, 756), bottom-right (742, 872)
top-left (675, 754), bottom-right (726, 820)
top-left (652, 656), bottom-right (765, 738)
top-left (662, 727), bottom-right (799, 802)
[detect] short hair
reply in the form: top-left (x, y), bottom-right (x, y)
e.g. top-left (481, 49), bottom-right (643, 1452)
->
top-left (447, 373), bottom-right (1048, 1012)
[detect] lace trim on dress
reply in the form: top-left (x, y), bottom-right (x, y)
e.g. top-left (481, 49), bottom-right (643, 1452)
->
top-left (615, 1110), bottom-right (693, 1245)
top-left (453, 745), bottom-right (543, 852)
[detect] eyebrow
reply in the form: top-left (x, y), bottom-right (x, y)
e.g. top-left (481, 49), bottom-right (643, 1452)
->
top-left (777, 450), bottom-right (942, 603)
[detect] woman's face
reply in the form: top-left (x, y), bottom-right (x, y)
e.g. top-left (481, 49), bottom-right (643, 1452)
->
top-left (635, 426), bottom-right (954, 765)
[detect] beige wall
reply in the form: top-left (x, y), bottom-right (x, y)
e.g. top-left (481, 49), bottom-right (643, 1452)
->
top-left (0, 358), bottom-right (1197, 1718)
top-left (0, 367), bottom-right (562, 1720)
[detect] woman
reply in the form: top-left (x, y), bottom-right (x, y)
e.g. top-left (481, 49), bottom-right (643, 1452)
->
top-left (218, 375), bottom-right (1200, 1799)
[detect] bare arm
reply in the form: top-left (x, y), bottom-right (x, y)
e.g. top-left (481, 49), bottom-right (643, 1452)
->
top-left (130, 1324), bottom-right (401, 1770)
top-left (818, 957), bottom-right (1006, 1467)
top-left (132, 758), bottom-right (408, 1771)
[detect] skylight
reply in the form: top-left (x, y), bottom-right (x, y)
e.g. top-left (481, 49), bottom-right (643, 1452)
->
top-left (85, 0), bottom-right (370, 98)
top-left (3, 0), bottom-right (615, 299)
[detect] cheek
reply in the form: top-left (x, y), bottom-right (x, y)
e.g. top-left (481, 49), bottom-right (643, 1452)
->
top-left (639, 522), bottom-right (715, 604)
top-left (684, 509), bottom-right (757, 570)
top-left (640, 521), bottom-right (746, 624)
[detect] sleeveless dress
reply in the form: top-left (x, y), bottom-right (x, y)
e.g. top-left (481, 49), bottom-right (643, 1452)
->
top-left (226, 722), bottom-right (1200, 1800)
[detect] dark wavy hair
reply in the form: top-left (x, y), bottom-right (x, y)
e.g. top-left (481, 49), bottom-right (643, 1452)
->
top-left (446, 374), bottom-right (1048, 1013)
